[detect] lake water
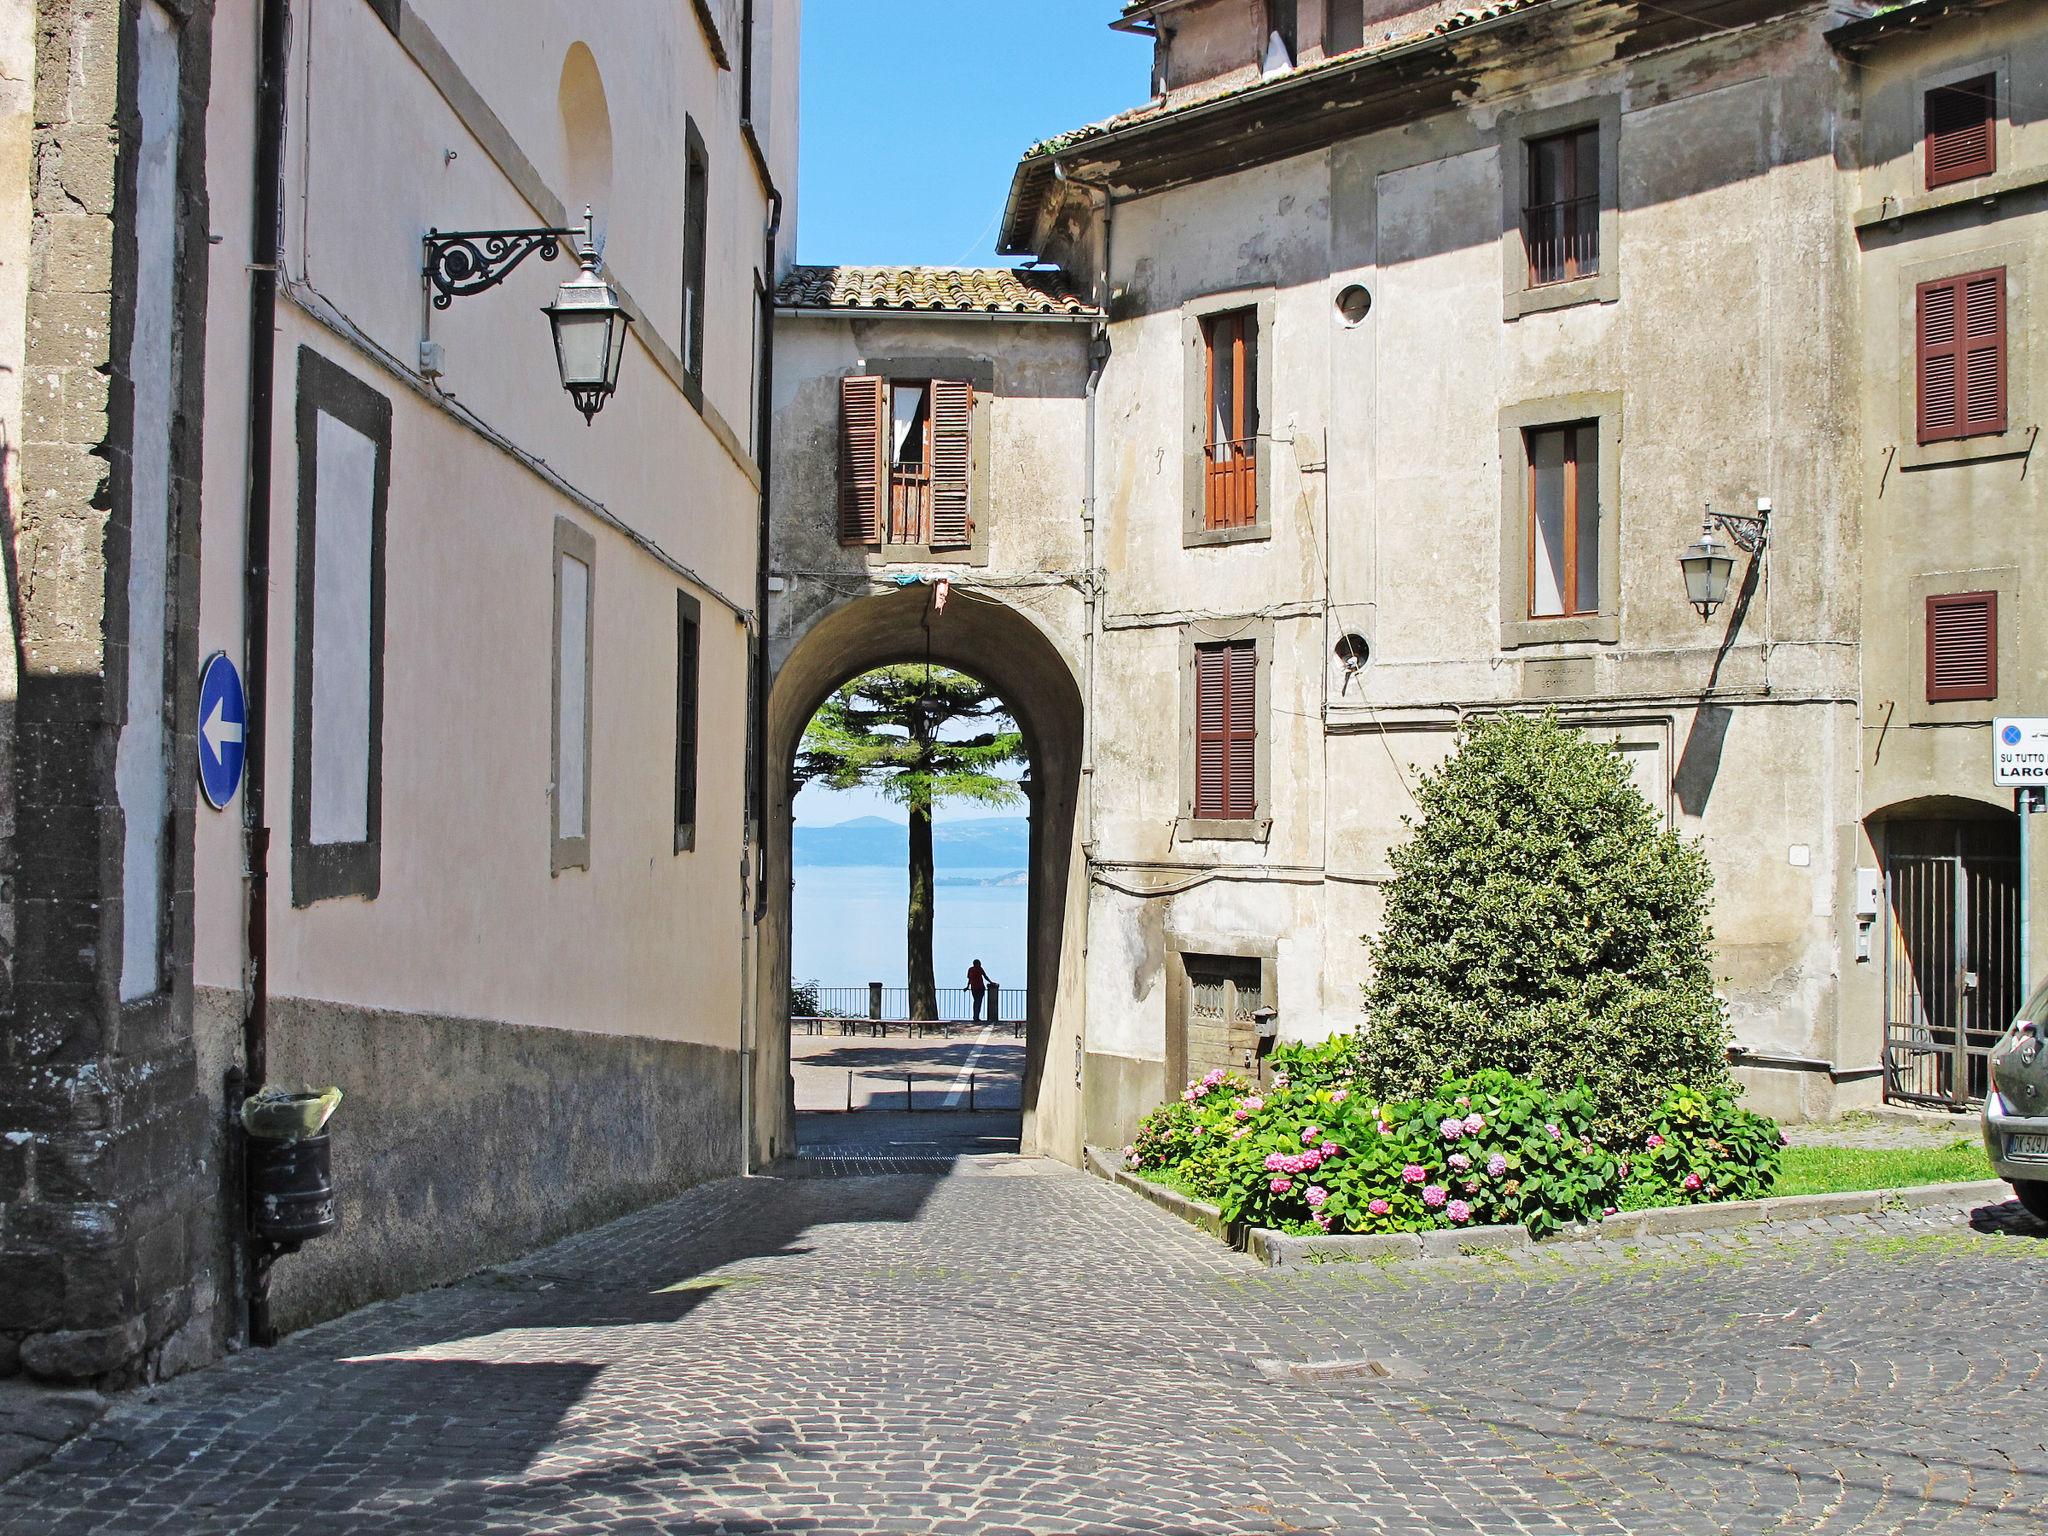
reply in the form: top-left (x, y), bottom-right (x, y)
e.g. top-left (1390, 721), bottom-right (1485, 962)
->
top-left (791, 864), bottom-right (1028, 990)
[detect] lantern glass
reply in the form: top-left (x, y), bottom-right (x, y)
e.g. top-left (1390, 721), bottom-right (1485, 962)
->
top-left (1679, 532), bottom-right (1735, 616)
top-left (544, 256), bottom-right (632, 422)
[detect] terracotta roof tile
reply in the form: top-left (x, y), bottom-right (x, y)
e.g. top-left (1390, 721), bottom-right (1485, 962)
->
top-left (775, 265), bottom-right (1101, 318)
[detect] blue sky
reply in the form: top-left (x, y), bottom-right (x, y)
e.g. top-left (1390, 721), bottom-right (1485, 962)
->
top-left (794, 1), bottom-right (1148, 268)
top-left (791, 3), bottom-right (1140, 825)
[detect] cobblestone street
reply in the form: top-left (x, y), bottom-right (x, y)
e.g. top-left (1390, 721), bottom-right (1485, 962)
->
top-left (2, 1129), bottom-right (2044, 1536)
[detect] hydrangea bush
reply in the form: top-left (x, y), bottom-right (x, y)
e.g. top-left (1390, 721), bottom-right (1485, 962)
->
top-left (1125, 1060), bottom-right (1784, 1239)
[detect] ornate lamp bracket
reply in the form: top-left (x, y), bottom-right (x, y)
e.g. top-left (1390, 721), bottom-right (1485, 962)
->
top-left (423, 225), bottom-right (578, 310)
top-left (1707, 506), bottom-right (1771, 555)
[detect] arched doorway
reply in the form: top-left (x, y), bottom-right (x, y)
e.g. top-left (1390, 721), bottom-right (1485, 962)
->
top-left (1869, 797), bottom-right (2021, 1107)
top-left (755, 584), bottom-right (1086, 1164)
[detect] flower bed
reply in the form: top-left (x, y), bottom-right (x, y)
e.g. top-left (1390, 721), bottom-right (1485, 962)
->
top-left (1125, 1051), bottom-right (1784, 1240)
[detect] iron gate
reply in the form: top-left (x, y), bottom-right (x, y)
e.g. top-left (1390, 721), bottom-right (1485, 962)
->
top-left (1882, 818), bottom-right (2020, 1108)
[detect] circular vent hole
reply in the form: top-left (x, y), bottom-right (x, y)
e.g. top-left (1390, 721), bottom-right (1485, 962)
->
top-left (1334, 632), bottom-right (1372, 673)
top-left (1335, 284), bottom-right (1372, 326)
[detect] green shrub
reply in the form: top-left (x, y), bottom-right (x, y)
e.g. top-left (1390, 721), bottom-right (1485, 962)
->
top-left (1356, 713), bottom-right (1730, 1138)
top-left (790, 978), bottom-right (825, 1017)
top-left (1126, 1067), bottom-right (1255, 1174)
top-left (1618, 1083), bottom-right (1784, 1208)
top-left (1267, 1035), bottom-right (1353, 1092)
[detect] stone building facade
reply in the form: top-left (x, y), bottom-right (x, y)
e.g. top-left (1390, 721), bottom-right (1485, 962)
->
top-left (4, 0), bottom-right (800, 1383)
top-left (767, 0), bottom-right (2048, 1158)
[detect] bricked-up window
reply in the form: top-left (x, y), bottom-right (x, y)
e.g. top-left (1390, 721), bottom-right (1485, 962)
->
top-left (292, 349), bottom-right (390, 908)
top-left (1925, 74), bottom-right (1995, 189)
top-left (1203, 309), bottom-right (1259, 530)
top-left (551, 519), bottom-right (596, 875)
top-left (1917, 268), bottom-right (2006, 444)
top-left (838, 375), bottom-right (973, 549)
top-left (675, 591), bottom-right (701, 853)
top-left (1326, 0), bottom-right (1366, 54)
top-left (1194, 640), bottom-right (1258, 820)
top-left (681, 117), bottom-right (709, 400)
top-left (1927, 592), bottom-right (1997, 702)
top-left (1526, 422), bottom-right (1600, 618)
top-left (1525, 127), bottom-right (1599, 286)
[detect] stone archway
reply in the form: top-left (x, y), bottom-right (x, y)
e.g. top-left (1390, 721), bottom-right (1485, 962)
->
top-left (753, 583), bottom-right (1087, 1164)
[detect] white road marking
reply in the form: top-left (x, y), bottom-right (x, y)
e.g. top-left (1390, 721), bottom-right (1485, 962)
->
top-left (941, 1025), bottom-right (999, 1108)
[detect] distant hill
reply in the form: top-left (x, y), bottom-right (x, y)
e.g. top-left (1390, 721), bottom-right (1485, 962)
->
top-left (794, 815), bottom-right (1028, 870)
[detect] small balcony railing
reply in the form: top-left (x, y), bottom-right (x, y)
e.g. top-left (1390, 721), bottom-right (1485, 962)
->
top-left (888, 462), bottom-right (930, 546)
top-left (1524, 193), bottom-right (1598, 286)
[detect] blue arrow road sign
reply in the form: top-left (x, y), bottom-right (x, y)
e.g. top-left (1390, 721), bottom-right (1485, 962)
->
top-left (197, 652), bottom-right (246, 810)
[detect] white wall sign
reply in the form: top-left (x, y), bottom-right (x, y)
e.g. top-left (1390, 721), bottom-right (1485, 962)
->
top-left (1993, 718), bottom-right (2048, 787)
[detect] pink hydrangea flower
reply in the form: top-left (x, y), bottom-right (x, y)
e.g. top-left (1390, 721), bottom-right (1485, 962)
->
top-left (1449, 1152), bottom-right (1472, 1172)
top-left (1314, 1211), bottom-right (1332, 1230)
top-left (1367, 1198), bottom-right (1391, 1216)
top-left (1646, 1133), bottom-right (1666, 1150)
top-left (1377, 1120), bottom-right (1394, 1136)
top-left (1182, 1088), bottom-right (1199, 1103)
top-left (1202, 1068), bottom-right (1225, 1087)
top-left (1422, 1184), bottom-right (1447, 1209)
top-left (1402, 1163), bottom-right (1427, 1184)
top-left (1320, 1140), bottom-right (1338, 1156)
top-left (1439, 1118), bottom-right (1465, 1142)
top-left (1302, 1126), bottom-right (1322, 1146)
top-left (1330, 1088), bottom-right (1348, 1104)
top-left (1617, 1162), bottom-right (1631, 1180)
top-left (1683, 1172), bottom-right (1703, 1192)
top-left (1463, 1113), bottom-right (1485, 1134)
top-left (1265, 1153), bottom-right (1287, 1172)
top-left (1456, 1096), bottom-right (1470, 1109)
top-left (1463, 1179), bottom-right (1480, 1194)
top-left (1485, 1153), bottom-right (1507, 1178)
top-left (1270, 1176), bottom-right (1293, 1194)
top-left (1545, 1123), bottom-right (1562, 1140)
top-left (1234, 1108), bottom-right (1249, 1121)
top-left (1305, 1185), bottom-right (1329, 1208)
top-left (1232, 1126), bottom-right (1252, 1140)
top-left (1779, 1128), bottom-right (1791, 1146)
top-left (1447, 1199), bottom-right (1472, 1224)
top-left (1242, 1096), bottom-right (1265, 1113)
top-left (1272, 1073), bottom-right (1290, 1089)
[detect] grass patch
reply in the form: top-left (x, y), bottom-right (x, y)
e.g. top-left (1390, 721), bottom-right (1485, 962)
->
top-left (1134, 1166), bottom-right (1209, 1202)
top-left (1769, 1138), bottom-right (1992, 1197)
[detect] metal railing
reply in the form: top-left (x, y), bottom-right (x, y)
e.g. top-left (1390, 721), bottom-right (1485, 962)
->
top-left (888, 462), bottom-right (930, 545)
top-left (1524, 193), bottom-right (1598, 286)
top-left (795, 983), bottom-right (1026, 1032)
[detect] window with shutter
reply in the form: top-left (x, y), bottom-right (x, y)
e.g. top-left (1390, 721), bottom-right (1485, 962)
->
top-left (1194, 640), bottom-right (1258, 820)
top-left (1926, 591), bottom-right (1996, 702)
top-left (1203, 309), bottom-right (1259, 530)
top-left (1925, 74), bottom-right (1995, 189)
top-left (929, 380), bottom-right (973, 549)
top-left (1917, 268), bottom-right (2005, 444)
top-left (837, 375), bottom-right (887, 545)
top-left (1526, 422), bottom-right (1599, 618)
top-left (675, 592), bottom-right (701, 852)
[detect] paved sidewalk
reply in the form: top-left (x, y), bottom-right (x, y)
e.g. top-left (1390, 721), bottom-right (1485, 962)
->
top-left (1, 1140), bottom-right (2043, 1534)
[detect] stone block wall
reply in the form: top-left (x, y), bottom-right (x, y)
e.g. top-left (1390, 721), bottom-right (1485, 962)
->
top-left (1, 0), bottom-right (220, 1387)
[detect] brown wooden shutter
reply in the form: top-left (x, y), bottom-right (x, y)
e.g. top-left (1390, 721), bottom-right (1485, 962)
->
top-left (1193, 641), bottom-right (1257, 820)
top-left (1226, 640), bottom-right (1257, 819)
top-left (1918, 269), bottom-right (2005, 444)
top-left (1925, 75), bottom-right (1995, 189)
top-left (928, 380), bottom-right (973, 548)
top-left (837, 376), bottom-right (886, 545)
top-left (1926, 591), bottom-right (1996, 702)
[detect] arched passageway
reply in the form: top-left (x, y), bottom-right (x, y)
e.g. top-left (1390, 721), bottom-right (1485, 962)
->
top-left (755, 584), bottom-right (1087, 1163)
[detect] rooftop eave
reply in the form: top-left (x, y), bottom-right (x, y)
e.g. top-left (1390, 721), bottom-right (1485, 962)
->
top-left (775, 304), bottom-right (1102, 325)
top-left (1826, 0), bottom-right (2007, 54)
top-left (1000, 0), bottom-right (1824, 256)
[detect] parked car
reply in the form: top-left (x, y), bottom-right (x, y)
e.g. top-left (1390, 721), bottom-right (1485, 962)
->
top-left (1984, 989), bottom-right (2048, 1220)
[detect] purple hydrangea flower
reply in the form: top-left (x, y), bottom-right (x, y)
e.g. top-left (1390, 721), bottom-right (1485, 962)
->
top-left (1439, 1118), bottom-right (1465, 1142)
top-left (1449, 1152), bottom-right (1472, 1172)
top-left (1422, 1184), bottom-right (1447, 1209)
top-left (1447, 1199), bottom-right (1472, 1224)
top-left (1463, 1113), bottom-right (1485, 1134)
top-left (1486, 1153), bottom-right (1507, 1178)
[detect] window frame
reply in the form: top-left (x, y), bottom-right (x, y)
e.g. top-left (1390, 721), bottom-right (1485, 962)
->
top-left (1524, 421), bottom-right (1601, 621)
top-left (1925, 590), bottom-right (1998, 703)
top-left (680, 115), bottom-right (709, 409)
top-left (1498, 394), bottom-right (1622, 649)
top-left (550, 518), bottom-right (597, 875)
top-left (1924, 72), bottom-right (1996, 190)
top-left (674, 590), bottom-right (701, 853)
top-left (1181, 290), bottom-right (1275, 548)
top-left (1178, 616), bottom-right (1273, 842)
top-left (1522, 125), bottom-right (1601, 288)
top-left (1499, 97), bottom-right (1620, 320)
top-left (836, 355), bottom-right (993, 564)
top-left (290, 347), bottom-right (391, 908)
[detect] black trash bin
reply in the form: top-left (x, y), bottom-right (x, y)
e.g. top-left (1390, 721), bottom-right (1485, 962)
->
top-left (247, 1131), bottom-right (336, 1253)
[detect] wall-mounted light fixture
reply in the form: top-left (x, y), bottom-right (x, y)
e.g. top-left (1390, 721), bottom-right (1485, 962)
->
top-left (1679, 500), bottom-right (1771, 620)
top-left (421, 206), bottom-right (631, 424)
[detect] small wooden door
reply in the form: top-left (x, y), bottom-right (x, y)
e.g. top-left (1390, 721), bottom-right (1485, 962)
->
top-left (1183, 955), bottom-right (1266, 1085)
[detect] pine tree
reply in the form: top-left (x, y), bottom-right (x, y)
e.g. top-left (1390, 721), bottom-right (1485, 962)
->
top-left (794, 666), bottom-right (1024, 1019)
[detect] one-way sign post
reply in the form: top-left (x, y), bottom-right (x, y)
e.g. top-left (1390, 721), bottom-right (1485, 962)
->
top-left (198, 652), bottom-right (247, 810)
top-left (1995, 718), bottom-right (2048, 997)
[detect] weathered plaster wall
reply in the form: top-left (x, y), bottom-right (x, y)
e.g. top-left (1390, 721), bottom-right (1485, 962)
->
top-left (1845, 6), bottom-right (2048, 1056)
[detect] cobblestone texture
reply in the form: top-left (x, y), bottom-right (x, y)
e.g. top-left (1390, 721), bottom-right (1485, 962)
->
top-left (0, 1140), bottom-right (2043, 1534)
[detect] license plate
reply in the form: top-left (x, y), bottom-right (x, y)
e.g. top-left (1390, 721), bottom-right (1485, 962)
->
top-left (2007, 1133), bottom-right (2048, 1162)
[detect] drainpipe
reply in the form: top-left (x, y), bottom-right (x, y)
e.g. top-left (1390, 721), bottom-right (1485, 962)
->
top-left (741, 187), bottom-right (783, 1174)
top-left (236, 0), bottom-right (290, 1345)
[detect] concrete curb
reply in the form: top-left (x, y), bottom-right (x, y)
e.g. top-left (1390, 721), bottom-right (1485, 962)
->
top-left (1084, 1147), bottom-right (2014, 1266)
